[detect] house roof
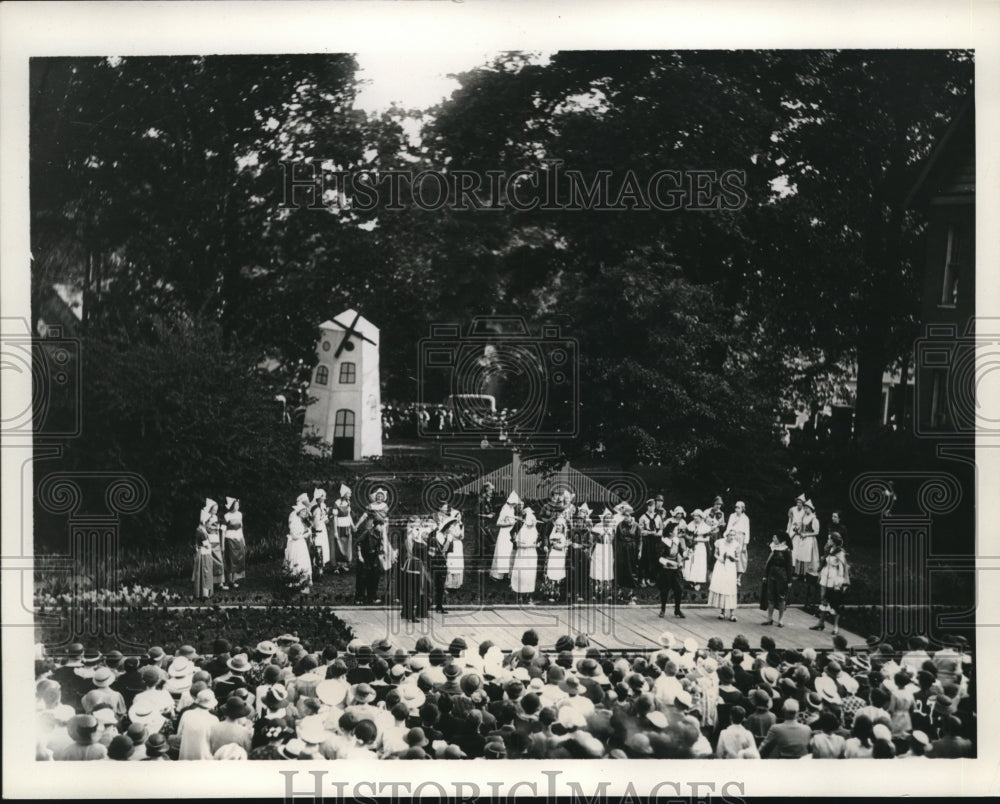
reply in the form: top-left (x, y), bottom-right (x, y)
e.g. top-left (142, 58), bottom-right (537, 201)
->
top-left (905, 96), bottom-right (975, 209)
top-left (456, 452), bottom-right (618, 505)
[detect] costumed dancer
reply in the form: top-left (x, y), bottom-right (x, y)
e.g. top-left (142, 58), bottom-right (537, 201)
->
top-left (368, 488), bottom-right (396, 599)
top-left (708, 529), bottom-right (740, 621)
top-left (683, 509), bottom-right (710, 591)
top-left (725, 500), bottom-right (751, 588)
top-left (311, 489), bottom-right (331, 571)
top-left (400, 520), bottom-right (432, 622)
top-left (568, 503), bottom-right (593, 603)
top-left (762, 532), bottom-right (793, 628)
top-left (786, 494), bottom-right (806, 541)
top-left (706, 496), bottom-right (726, 573)
top-left (221, 497), bottom-right (246, 590)
top-left (811, 533), bottom-right (850, 636)
top-left (284, 494), bottom-right (314, 593)
top-left (590, 509), bottom-right (615, 601)
top-left (544, 514), bottom-right (568, 603)
top-left (477, 482), bottom-right (497, 559)
top-left (431, 515), bottom-right (457, 614)
top-left (638, 499), bottom-right (663, 588)
top-left (614, 504), bottom-right (641, 605)
top-left (510, 505), bottom-right (539, 605)
top-left (354, 515), bottom-right (383, 605)
top-left (201, 499), bottom-right (224, 589)
top-left (793, 499), bottom-right (821, 610)
top-left (656, 521), bottom-right (688, 619)
top-left (445, 507), bottom-right (465, 591)
top-left (489, 492), bottom-right (520, 581)
top-left (193, 509), bottom-right (215, 600)
top-left (332, 485), bottom-right (355, 574)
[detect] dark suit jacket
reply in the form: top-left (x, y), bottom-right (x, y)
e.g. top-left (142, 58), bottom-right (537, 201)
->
top-left (759, 719), bottom-right (812, 758)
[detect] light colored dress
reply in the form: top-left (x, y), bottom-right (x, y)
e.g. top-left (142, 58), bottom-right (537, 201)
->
top-left (205, 514), bottom-right (224, 584)
top-left (684, 522), bottom-right (711, 584)
top-left (223, 510), bottom-right (246, 584)
top-left (546, 527), bottom-right (568, 582)
top-left (490, 504), bottom-right (516, 579)
top-left (192, 527), bottom-right (214, 599)
top-left (708, 538), bottom-right (739, 610)
top-left (786, 505), bottom-right (805, 539)
top-left (284, 510), bottom-right (313, 581)
top-left (312, 502), bottom-right (331, 566)
top-left (332, 496), bottom-right (354, 565)
top-left (819, 548), bottom-right (849, 590)
top-left (510, 510), bottom-right (539, 594)
top-left (446, 523), bottom-right (465, 589)
top-left (793, 513), bottom-right (821, 576)
top-left (726, 512), bottom-right (751, 574)
top-left (589, 525), bottom-right (615, 582)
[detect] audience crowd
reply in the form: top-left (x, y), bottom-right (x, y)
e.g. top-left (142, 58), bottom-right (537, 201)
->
top-left (35, 630), bottom-right (974, 760)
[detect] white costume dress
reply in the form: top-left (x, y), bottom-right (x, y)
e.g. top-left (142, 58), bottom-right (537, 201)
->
top-left (684, 521), bottom-right (711, 584)
top-left (546, 526), bottom-right (568, 582)
top-left (284, 509), bottom-right (313, 580)
top-left (792, 512), bottom-right (821, 576)
top-left (725, 511), bottom-right (750, 574)
top-left (445, 516), bottom-right (465, 589)
top-left (311, 498), bottom-right (331, 566)
top-left (707, 537), bottom-right (739, 610)
top-left (510, 509), bottom-right (539, 594)
top-left (589, 524), bottom-right (615, 582)
top-left (490, 503), bottom-right (517, 579)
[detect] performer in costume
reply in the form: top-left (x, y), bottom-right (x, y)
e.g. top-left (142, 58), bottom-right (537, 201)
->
top-left (284, 495), bottom-right (314, 593)
top-left (510, 506), bottom-right (539, 605)
top-left (544, 514), bottom-right (568, 602)
top-left (708, 529), bottom-right (740, 621)
top-left (477, 483), bottom-right (497, 559)
top-left (762, 532), bottom-right (793, 627)
top-left (811, 533), bottom-right (850, 636)
top-left (445, 507), bottom-right (465, 591)
top-left (332, 485), bottom-right (355, 573)
top-left (683, 509), bottom-right (710, 591)
top-left (725, 500), bottom-right (751, 588)
top-left (311, 489), bottom-right (331, 570)
top-left (354, 515), bottom-right (383, 605)
top-left (568, 503), bottom-right (594, 603)
top-left (490, 492), bottom-right (520, 580)
top-left (193, 512), bottom-right (215, 600)
top-left (400, 521), bottom-right (432, 622)
top-left (786, 493), bottom-right (807, 540)
top-left (199, 499), bottom-right (225, 589)
top-left (656, 521), bottom-right (688, 619)
top-left (638, 499), bottom-right (663, 587)
top-left (590, 509), bottom-right (615, 600)
top-left (705, 496), bottom-right (726, 573)
top-left (221, 497), bottom-right (246, 590)
top-left (793, 499), bottom-right (821, 609)
top-left (614, 504), bottom-right (642, 605)
top-left (430, 516), bottom-right (457, 613)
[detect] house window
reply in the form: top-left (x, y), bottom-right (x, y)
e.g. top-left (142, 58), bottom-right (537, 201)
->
top-left (339, 362), bottom-right (356, 384)
top-left (941, 225), bottom-right (963, 306)
top-left (334, 409), bottom-right (355, 438)
top-left (315, 365), bottom-right (329, 385)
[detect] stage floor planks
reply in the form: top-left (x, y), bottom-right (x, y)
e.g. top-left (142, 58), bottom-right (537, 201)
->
top-left (337, 603), bottom-right (861, 652)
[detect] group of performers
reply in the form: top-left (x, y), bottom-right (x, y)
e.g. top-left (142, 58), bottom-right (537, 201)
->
top-left (192, 483), bottom-right (850, 629)
top-left (192, 497), bottom-right (246, 599)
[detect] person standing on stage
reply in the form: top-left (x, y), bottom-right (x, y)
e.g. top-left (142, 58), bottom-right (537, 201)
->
top-left (511, 506), bottom-right (539, 606)
top-left (354, 516), bottom-right (383, 605)
top-left (762, 532), bottom-right (793, 628)
top-left (430, 516), bottom-right (457, 614)
top-left (445, 507), bottom-right (465, 591)
top-left (811, 533), bottom-right (850, 635)
top-left (725, 501), bottom-right (751, 589)
top-left (709, 529), bottom-right (740, 621)
top-left (544, 514), bottom-right (568, 603)
top-left (793, 499), bottom-right (821, 610)
top-left (311, 489), bottom-right (331, 572)
top-left (683, 509), bottom-right (710, 592)
top-left (490, 492), bottom-right (520, 581)
top-left (193, 513), bottom-right (216, 600)
top-left (477, 483), bottom-right (497, 559)
top-left (200, 499), bottom-right (224, 591)
top-left (638, 499), bottom-right (662, 588)
top-left (221, 497), bottom-right (246, 591)
top-left (656, 522), bottom-right (688, 619)
top-left (284, 495), bottom-right (314, 593)
top-left (614, 504), bottom-right (642, 606)
top-left (400, 522), bottom-right (432, 622)
top-left (538, 490), bottom-right (565, 588)
top-left (590, 509), bottom-right (615, 601)
top-left (332, 485), bottom-right (355, 574)
top-left (568, 502), bottom-right (593, 603)
top-left (653, 495), bottom-right (668, 525)
top-left (786, 493), bottom-right (807, 540)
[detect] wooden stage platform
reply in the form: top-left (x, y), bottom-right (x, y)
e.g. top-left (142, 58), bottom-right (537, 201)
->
top-left (338, 603), bottom-right (861, 652)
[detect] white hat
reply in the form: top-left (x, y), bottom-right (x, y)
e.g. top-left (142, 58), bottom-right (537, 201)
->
top-left (872, 723), bottom-right (892, 742)
top-left (204, 498), bottom-right (217, 511)
top-left (658, 631), bottom-right (677, 649)
top-left (298, 715), bottom-right (329, 745)
top-left (313, 488), bottom-right (326, 501)
top-left (803, 499), bottom-right (815, 511)
top-left (225, 497), bottom-right (238, 511)
top-left (795, 494), bottom-right (806, 503)
top-left (577, 503), bottom-right (592, 516)
top-left (682, 637), bottom-right (698, 653)
top-left (506, 491), bottom-right (521, 505)
top-left (674, 690), bottom-right (693, 709)
top-left (371, 487), bottom-right (388, 501)
top-left (671, 506), bottom-right (686, 517)
top-left (294, 493), bottom-right (310, 510)
top-left (691, 509), bottom-right (704, 518)
top-left (339, 484), bottom-right (351, 497)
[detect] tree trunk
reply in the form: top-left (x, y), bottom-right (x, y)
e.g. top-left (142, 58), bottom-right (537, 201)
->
top-left (854, 330), bottom-right (888, 444)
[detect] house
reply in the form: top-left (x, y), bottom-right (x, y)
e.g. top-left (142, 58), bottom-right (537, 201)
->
top-left (906, 97), bottom-right (975, 435)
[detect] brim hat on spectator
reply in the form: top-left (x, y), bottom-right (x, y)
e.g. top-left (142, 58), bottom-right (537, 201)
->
top-left (399, 686), bottom-right (426, 711)
top-left (82, 648), bottom-right (103, 666)
top-left (348, 683), bottom-right (377, 705)
top-left (168, 657), bottom-right (194, 678)
top-left (128, 699), bottom-right (165, 728)
top-left (749, 689), bottom-right (772, 710)
top-left (297, 715), bottom-right (329, 745)
top-left (759, 666), bottom-right (780, 687)
top-left (280, 738), bottom-right (307, 759)
top-left (443, 664), bottom-right (462, 680)
top-left (263, 683), bottom-right (289, 710)
top-left (227, 654), bottom-right (251, 673)
top-left (145, 733), bottom-right (168, 756)
top-left (223, 697), bottom-right (252, 719)
top-left (92, 666), bottom-right (115, 688)
top-left (256, 641), bottom-right (278, 657)
top-left (67, 714), bottom-right (101, 745)
top-left (195, 689), bottom-right (218, 709)
top-left (108, 735), bottom-right (135, 760)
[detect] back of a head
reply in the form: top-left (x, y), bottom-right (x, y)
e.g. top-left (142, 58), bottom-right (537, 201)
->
top-left (781, 698), bottom-right (799, 719)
